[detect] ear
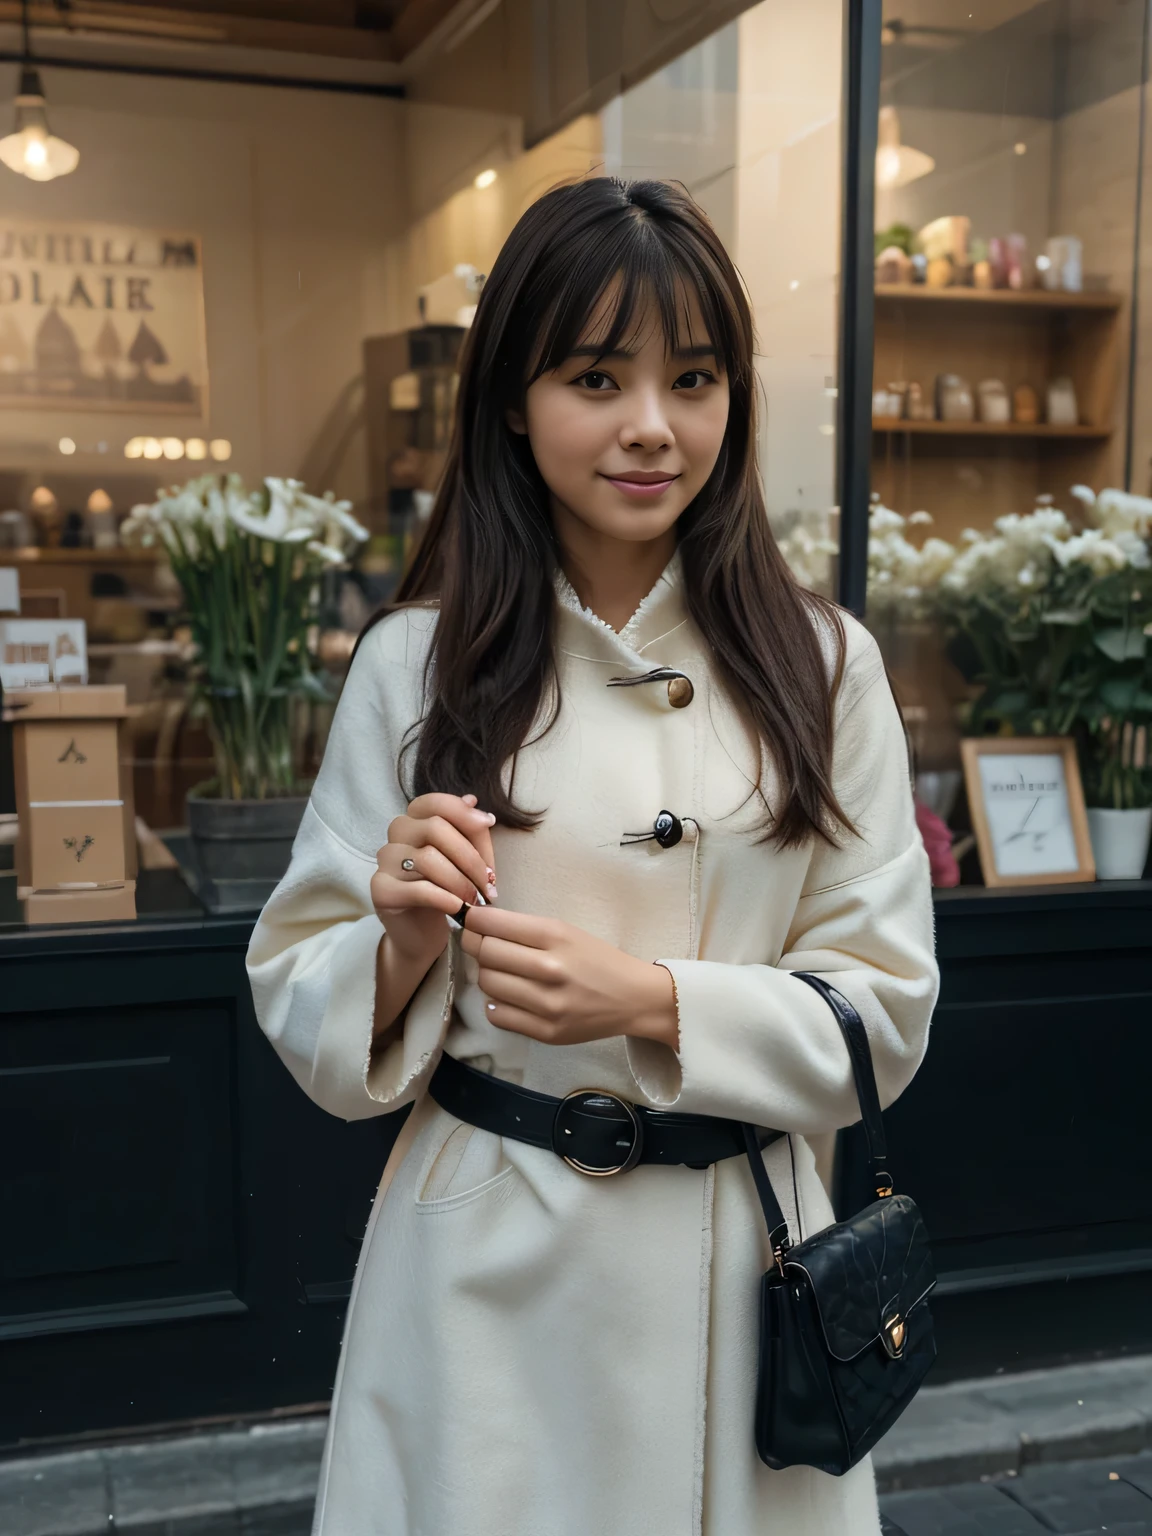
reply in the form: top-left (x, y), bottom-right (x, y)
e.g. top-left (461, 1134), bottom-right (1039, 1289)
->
top-left (505, 405), bottom-right (528, 435)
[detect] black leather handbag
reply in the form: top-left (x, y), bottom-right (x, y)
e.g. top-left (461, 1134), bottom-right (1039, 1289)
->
top-left (741, 972), bottom-right (936, 1476)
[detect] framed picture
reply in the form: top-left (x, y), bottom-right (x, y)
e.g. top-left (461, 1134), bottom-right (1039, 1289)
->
top-left (960, 737), bottom-right (1096, 888)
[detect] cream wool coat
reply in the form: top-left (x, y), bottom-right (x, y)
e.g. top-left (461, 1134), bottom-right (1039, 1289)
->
top-left (247, 558), bottom-right (939, 1536)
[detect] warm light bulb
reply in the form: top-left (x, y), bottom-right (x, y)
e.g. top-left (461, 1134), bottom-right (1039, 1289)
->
top-left (474, 168), bottom-right (497, 189)
top-left (161, 436), bottom-right (185, 460)
top-left (0, 72), bottom-right (80, 183)
top-left (209, 438), bottom-right (232, 461)
top-left (124, 437), bottom-right (144, 459)
top-left (185, 438), bottom-right (207, 460)
top-left (58, 436), bottom-right (76, 455)
top-left (142, 437), bottom-right (163, 460)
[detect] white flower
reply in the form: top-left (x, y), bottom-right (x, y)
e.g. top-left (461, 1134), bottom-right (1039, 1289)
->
top-left (1053, 529), bottom-right (1130, 575)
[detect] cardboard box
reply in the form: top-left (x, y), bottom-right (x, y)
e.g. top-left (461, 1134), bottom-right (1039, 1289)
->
top-left (14, 719), bottom-right (122, 803)
top-left (23, 880), bottom-right (137, 925)
top-left (4, 684), bottom-right (126, 721)
top-left (22, 803), bottom-right (127, 888)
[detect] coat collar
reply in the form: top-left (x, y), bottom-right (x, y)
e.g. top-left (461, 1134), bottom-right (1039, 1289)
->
top-left (552, 549), bottom-right (691, 666)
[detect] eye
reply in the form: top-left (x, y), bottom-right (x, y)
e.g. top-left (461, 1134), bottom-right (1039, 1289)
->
top-left (673, 369), bottom-right (716, 390)
top-left (573, 370), bottom-right (617, 391)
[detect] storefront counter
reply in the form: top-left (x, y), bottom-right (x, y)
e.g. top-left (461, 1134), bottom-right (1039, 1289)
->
top-left (2, 878), bottom-right (1150, 1444)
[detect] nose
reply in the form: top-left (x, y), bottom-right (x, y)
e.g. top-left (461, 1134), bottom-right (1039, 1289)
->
top-left (619, 387), bottom-right (673, 454)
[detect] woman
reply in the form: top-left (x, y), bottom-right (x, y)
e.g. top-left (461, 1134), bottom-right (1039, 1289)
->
top-left (248, 177), bottom-right (938, 1536)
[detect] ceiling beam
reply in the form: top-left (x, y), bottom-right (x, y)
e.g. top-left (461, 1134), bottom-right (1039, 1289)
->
top-left (0, 1), bottom-right (396, 61)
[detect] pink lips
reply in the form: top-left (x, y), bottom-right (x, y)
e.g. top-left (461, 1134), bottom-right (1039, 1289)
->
top-left (601, 471), bottom-right (680, 499)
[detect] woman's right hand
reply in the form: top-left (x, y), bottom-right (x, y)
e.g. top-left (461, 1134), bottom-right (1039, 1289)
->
top-left (370, 793), bottom-right (497, 965)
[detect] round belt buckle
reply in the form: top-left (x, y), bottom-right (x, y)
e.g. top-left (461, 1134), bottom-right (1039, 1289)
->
top-left (552, 1088), bottom-right (643, 1176)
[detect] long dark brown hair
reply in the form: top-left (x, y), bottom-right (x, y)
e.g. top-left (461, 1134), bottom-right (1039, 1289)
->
top-left (369, 176), bottom-right (848, 847)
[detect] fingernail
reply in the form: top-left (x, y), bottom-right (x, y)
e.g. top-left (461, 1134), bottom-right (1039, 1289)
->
top-left (463, 794), bottom-right (477, 805)
top-left (486, 1002), bottom-right (496, 1012)
top-left (487, 884), bottom-right (498, 901)
top-left (484, 813), bottom-right (496, 826)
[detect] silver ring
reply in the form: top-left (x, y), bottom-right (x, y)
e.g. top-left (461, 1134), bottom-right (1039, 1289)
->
top-left (401, 858), bottom-right (416, 872)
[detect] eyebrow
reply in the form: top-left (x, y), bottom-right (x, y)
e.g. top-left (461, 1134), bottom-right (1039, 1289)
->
top-left (567, 343), bottom-right (719, 362)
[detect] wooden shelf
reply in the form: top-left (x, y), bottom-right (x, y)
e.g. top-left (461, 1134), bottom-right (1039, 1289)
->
top-left (875, 284), bottom-right (1122, 311)
top-left (0, 547), bottom-right (160, 564)
top-left (872, 420), bottom-right (1111, 439)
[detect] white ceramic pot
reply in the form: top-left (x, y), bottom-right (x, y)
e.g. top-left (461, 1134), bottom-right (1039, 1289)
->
top-left (1086, 806), bottom-right (1152, 880)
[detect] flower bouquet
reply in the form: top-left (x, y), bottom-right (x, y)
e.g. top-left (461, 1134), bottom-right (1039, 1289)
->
top-left (122, 474), bottom-right (368, 802)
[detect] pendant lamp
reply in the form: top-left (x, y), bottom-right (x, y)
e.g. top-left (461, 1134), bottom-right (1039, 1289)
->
top-left (875, 106), bottom-right (933, 192)
top-left (0, 3), bottom-right (79, 183)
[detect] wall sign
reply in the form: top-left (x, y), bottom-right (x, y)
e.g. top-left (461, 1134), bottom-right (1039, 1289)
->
top-left (0, 222), bottom-right (207, 417)
top-left (961, 736), bottom-right (1096, 888)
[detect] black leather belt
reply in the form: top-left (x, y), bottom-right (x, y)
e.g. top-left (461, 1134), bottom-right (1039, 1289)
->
top-left (429, 1051), bottom-right (783, 1177)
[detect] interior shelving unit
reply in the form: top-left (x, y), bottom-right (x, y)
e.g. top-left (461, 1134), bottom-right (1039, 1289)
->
top-left (872, 285), bottom-right (1125, 540)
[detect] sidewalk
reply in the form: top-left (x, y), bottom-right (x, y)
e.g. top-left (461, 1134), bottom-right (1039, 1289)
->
top-left (3, 1355), bottom-right (1151, 1535)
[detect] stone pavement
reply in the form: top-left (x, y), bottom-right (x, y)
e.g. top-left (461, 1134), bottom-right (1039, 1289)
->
top-left (880, 1451), bottom-right (1152, 1535)
top-left (2, 1354), bottom-right (1150, 1534)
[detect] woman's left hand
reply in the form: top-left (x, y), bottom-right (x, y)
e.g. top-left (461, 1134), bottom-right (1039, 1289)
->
top-left (460, 906), bottom-right (679, 1050)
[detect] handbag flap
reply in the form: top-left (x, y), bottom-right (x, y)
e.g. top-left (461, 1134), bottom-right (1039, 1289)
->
top-left (783, 1194), bottom-right (936, 1363)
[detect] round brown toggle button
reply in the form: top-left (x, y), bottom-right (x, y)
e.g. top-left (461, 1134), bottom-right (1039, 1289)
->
top-left (667, 675), bottom-right (694, 708)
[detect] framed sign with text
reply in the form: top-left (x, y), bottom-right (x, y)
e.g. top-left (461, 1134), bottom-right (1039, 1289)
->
top-left (961, 736), bottom-right (1096, 888)
top-left (0, 221), bottom-right (207, 417)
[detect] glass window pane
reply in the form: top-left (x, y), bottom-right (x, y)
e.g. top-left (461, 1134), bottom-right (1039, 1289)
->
top-left (604, 0), bottom-right (845, 596)
top-left (868, 1), bottom-right (1149, 882)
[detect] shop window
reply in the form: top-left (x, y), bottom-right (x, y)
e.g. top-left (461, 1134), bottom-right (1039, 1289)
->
top-left (868, 0), bottom-right (1152, 886)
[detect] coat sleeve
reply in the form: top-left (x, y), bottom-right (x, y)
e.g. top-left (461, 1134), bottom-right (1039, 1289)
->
top-left (245, 609), bottom-right (455, 1122)
top-left (626, 621), bottom-right (939, 1135)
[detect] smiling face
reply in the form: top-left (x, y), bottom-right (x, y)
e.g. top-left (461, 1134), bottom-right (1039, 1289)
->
top-left (510, 285), bottom-right (731, 555)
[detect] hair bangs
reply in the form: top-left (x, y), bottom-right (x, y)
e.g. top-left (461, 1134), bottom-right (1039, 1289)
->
top-left (528, 205), bottom-right (740, 386)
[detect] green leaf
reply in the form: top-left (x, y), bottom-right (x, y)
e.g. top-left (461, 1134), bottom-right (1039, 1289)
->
top-left (1095, 627), bottom-right (1146, 662)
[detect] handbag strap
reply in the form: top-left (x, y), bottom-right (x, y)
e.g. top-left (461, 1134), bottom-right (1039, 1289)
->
top-left (741, 972), bottom-right (894, 1265)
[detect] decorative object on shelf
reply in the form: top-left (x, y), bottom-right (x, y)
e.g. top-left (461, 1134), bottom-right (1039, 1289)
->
top-left (1005, 233), bottom-right (1030, 291)
top-left (121, 473), bottom-right (368, 909)
top-left (1043, 235), bottom-right (1083, 293)
top-left (1046, 376), bottom-right (1079, 427)
top-left (875, 106), bottom-right (936, 191)
top-left (0, 510), bottom-right (33, 549)
top-left (905, 381), bottom-right (933, 420)
top-left (875, 246), bottom-right (913, 285)
top-left (936, 374), bottom-right (974, 422)
top-left (1087, 804), bottom-right (1151, 879)
top-left (914, 800), bottom-right (961, 887)
top-left (7, 684), bottom-right (136, 924)
top-left (86, 489), bottom-right (118, 550)
top-left (976, 379), bottom-right (1011, 424)
top-left (918, 216), bottom-right (970, 289)
top-left (29, 486), bottom-right (60, 547)
top-left (960, 737), bottom-right (1095, 888)
top-left (1013, 384), bottom-right (1040, 423)
top-left (988, 236), bottom-right (1010, 289)
top-left (874, 223), bottom-right (915, 258)
top-left (872, 386), bottom-right (905, 422)
top-left (970, 238), bottom-right (993, 290)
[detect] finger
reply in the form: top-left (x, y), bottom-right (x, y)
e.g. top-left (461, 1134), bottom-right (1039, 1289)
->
top-left (462, 904), bottom-right (557, 948)
top-left (478, 967), bottom-right (556, 1015)
top-left (482, 999), bottom-right (554, 1041)
top-left (392, 843), bottom-right (478, 906)
top-left (406, 793), bottom-right (496, 845)
top-left (392, 814), bottom-right (495, 901)
top-left (407, 792), bottom-right (497, 896)
top-left (465, 932), bottom-right (561, 982)
top-left (371, 870), bottom-right (469, 918)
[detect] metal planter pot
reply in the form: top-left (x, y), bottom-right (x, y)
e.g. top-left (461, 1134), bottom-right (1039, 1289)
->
top-left (185, 792), bottom-right (308, 913)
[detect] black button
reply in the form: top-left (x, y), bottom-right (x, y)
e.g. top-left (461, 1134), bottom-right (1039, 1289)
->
top-left (653, 810), bottom-right (683, 848)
